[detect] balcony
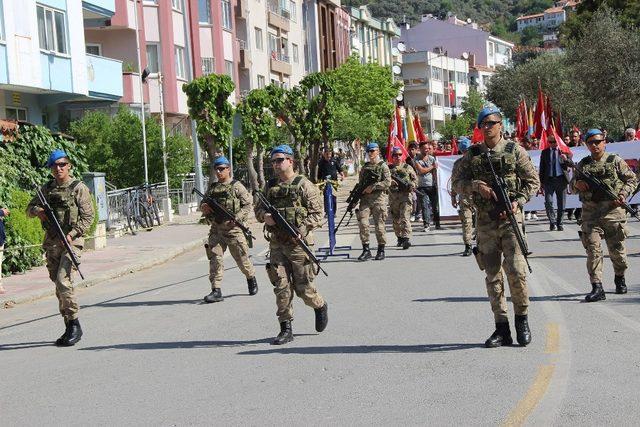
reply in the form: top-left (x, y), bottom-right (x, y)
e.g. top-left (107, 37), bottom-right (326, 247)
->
top-left (86, 54), bottom-right (123, 100)
top-left (235, 0), bottom-right (248, 20)
top-left (40, 53), bottom-right (73, 93)
top-left (0, 44), bottom-right (7, 85)
top-left (121, 72), bottom-right (143, 104)
top-left (267, 5), bottom-right (290, 31)
top-left (238, 39), bottom-right (251, 69)
top-left (82, 0), bottom-right (116, 17)
top-left (270, 52), bottom-right (291, 75)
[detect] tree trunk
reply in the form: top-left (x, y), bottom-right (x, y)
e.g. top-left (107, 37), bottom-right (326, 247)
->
top-left (256, 145), bottom-right (266, 189)
top-left (205, 136), bottom-right (218, 183)
top-left (309, 141), bottom-right (321, 183)
top-left (245, 140), bottom-right (259, 192)
top-left (293, 134), bottom-right (303, 174)
top-left (618, 105), bottom-right (628, 131)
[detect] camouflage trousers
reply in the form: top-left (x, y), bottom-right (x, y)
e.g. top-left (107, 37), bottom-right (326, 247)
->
top-left (389, 192), bottom-right (412, 239)
top-left (477, 215), bottom-right (529, 322)
top-left (580, 219), bottom-right (628, 284)
top-left (206, 226), bottom-right (255, 290)
top-left (458, 199), bottom-right (475, 245)
top-left (0, 245), bottom-right (4, 291)
top-left (357, 192), bottom-right (388, 245)
top-left (266, 240), bottom-right (325, 322)
top-left (45, 243), bottom-right (82, 321)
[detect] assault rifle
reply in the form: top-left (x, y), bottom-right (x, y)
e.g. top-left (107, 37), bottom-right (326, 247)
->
top-left (32, 181), bottom-right (85, 280)
top-left (390, 172), bottom-right (426, 196)
top-left (333, 181), bottom-right (366, 235)
top-left (254, 191), bottom-right (328, 276)
top-left (483, 153), bottom-right (532, 273)
top-left (193, 187), bottom-right (255, 247)
top-left (570, 160), bottom-right (640, 221)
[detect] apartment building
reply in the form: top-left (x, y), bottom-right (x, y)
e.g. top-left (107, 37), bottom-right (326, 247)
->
top-left (303, 0), bottom-right (349, 73)
top-left (401, 50), bottom-right (469, 136)
top-left (345, 5), bottom-right (400, 67)
top-left (0, 0), bottom-right (123, 129)
top-left (516, 1), bottom-right (579, 33)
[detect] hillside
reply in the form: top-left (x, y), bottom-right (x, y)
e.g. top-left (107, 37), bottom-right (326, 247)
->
top-left (343, 0), bottom-right (555, 31)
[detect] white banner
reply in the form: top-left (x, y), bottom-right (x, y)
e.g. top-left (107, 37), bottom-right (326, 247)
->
top-left (435, 141), bottom-right (640, 217)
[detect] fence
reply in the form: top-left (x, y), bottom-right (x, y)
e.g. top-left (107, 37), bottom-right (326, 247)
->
top-left (106, 182), bottom-right (168, 230)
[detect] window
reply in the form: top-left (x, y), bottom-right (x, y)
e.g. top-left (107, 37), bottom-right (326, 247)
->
top-left (289, 0), bottom-right (296, 21)
top-left (456, 71), bottom-right (467, 85)
top-left (255, 27), bottom-right (263, 51)
top-left (448, 70), bottom-right (455, 82)
top-left (431, 66), bottom-right (442, 81)
top-left (257, 74), bottom-right (266, 89)
top-left (292, 43), bottom-right (299, 63)
top-left (86, 44), bottom-right (101, 56)
top-left (202, 57), bottom-right (215, 75)
top-left (198, 0), bottom-right (211, 24)
top-left (6, 107), bottom-right (27, 121)
top-left (433, 93), bottom-right (444, 106)
top-left (146, 44), bottom-right (160, 73)
top-left (221, 0), bottom-right (232, 30)
top-left (225, 60), bottom-right (234, 79)
top-left (37, 5), bottom-right (67, 54)
top-left (172, 0), bottom-right (183, 12)
top-left (488, 42), bottom-right (494, 58)
top-left (175, 46), bottom-right (185, 79)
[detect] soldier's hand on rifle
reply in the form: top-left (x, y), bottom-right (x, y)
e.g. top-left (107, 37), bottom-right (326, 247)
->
top-left (476, 182), bottom-right (496, 201)
top-left (33, 207), bottom-right (48, 222)
top-left (613, 194), bottom-right (626, 207)
top-left (363, 185), bottom-right (374, 194)
top-left (200, 203), bottom-right (213, 215)
top-left (66, 234), bottom-right (73, 244)
top-left (498, 201), bottom-right (519, 220)
top-left (264, 213), bottom-right (276, 226)
top-left (451, 196), bottom-right (458, 208)
top-left (574, 180), bottom-right (589, 192)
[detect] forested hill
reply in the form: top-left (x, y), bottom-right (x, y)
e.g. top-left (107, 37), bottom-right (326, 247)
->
top-left (342, 0), bottom-right (556, 32)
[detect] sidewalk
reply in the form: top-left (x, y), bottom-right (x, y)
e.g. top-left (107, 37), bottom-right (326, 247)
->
top-left (1, 213), bottom-right (209, 308)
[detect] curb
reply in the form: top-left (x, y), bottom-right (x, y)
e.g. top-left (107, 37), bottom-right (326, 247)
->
top-left (2, 237), bottom-right (205, 308)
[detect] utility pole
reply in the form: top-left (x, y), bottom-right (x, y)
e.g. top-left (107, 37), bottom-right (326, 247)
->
top-left (133, 0), bottom-right (149, 185)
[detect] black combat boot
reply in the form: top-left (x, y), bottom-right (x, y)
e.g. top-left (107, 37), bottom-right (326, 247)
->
top-left (247, 277), bottom-right (258, 296)
top-left (272, 320), bottom-right (293, 345)
top-left (204, 288), bottom-right (224, 303)
top-left (615, 275), bottom-right (627, 294)
top-left (60, 319), bottom-right (83, 347)
top-left (358, 244), bottom-right (372, 261)
top-left (315, 303), bottom-right (328, 332)
top-left (485, 322), bottom-right (513, 348)
top-left (585, 282), bottom-right (606, 302)
top-left (396, 238), bottom-right (402, 247)
top-left (514, 315), bottom-right (531, 346)
top-left (462, 244), bottom-right (472, 257)
top-left (375, 245), bottom-right (386, 260)
top-left (55, 319), bottom-right (70, 346)
top-left (401, 238), bottom-right (411, 250)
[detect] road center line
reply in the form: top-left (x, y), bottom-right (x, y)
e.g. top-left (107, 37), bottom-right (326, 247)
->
top-left (502, 364), bottom-right (556, 427)
top-left (545, 323), bottom-right (560, 354)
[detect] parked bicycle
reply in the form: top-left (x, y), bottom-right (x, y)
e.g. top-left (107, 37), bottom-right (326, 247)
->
top-left (125, 184), bottom-right (162, 235)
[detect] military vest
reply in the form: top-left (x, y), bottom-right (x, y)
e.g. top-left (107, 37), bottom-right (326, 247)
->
top-left (390, 164), bottom-right (412, 192)
top-left (266, 175), bottom-right (307, 229)
top-left (469, 142), bottom-right (519, 212)
top-left (361, 161), bottom-right (385, 186)
top-left (207, 180), bottom-right (240, 221)
top-left (579, 154), bottom-right (622, 202)
top-left (45, 179), bottom-right (81, 234)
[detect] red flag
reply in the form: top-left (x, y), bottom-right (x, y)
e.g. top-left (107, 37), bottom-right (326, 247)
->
top-left (396, 107), bottom-right (404, 145)
top-left (386, 108), bottom-right (410, 162)
top-left (551, 125), bottom-right (571, 155)
top-left (413, 111), bottom-right (427, 143)
top-left (451, 138), bottom-right (458, 155)
top-left (472, 123), bottom-right (484, 144)
top-left (538, 130), bottom-right (548, 151)
top-left (534, 85), bottom-right (546, 139)
top-left (448, 82), bottom-right (455, 106)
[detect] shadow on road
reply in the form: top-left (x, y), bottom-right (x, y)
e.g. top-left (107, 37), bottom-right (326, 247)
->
top-left (413, 293), bottom-right (584, 303)
top-left (0, 341), bottom-right (53, 351)
top-left (237, 342), bottom-right (483, 355)
top-left (78, 336), bottom-right (315, 351)
top-left (385, 252), bottom-right (464, 259)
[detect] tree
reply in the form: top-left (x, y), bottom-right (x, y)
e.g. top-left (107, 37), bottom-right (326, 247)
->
top-left (520, 26), bottom-right (543, 47)
top-left (183, 74), bottom-right (235, 180)
top-left (436, 87), bottom-right (485, 140)
top-left (561, 0), bottom-right (640, 43)
top-left (237, 88), bottom-right (277, 191)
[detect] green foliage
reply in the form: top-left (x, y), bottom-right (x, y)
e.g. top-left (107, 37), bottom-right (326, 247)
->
top-left (331, 56), bottom-right (400, 143)
top-left (69, 106), bottom-right (193, 188)
top-left (237, 89), bottom-right (277, 147)
top-left (561, 0), bottom-right (640, 43)
top-left (2, 189), bottom-right (45, 276)
top-left (520, 26), bottom-right (543, 47)
top-left (183, 74), bottom-right (235, 157)
top-left (436, 87), bottom-right (485, 140)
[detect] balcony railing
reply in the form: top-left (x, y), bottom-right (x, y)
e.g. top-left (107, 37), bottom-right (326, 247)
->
top-left (267, 3), bottom-right (290, 19)
top-left (271, 51), bottom-right (290, 63)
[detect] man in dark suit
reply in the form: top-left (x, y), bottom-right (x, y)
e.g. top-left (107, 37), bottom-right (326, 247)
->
top-left (539, 136), bottom-right (571, 231)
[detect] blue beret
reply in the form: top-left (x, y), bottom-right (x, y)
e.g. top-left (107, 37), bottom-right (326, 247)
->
top-left (458, 138), bottom-right (471, 152)
top-left (477, 107), bottom-right (502, 126)
top-left (585, 129), bottom-right (603, 140)
top-left (46, 149), bottom-right (69, 167)
top-left (213, 156), bottom-right (230, 167)
top-left (366, 142), bottom-right (379, 151)
top-left (391, 146), bottom-right (403, 153)
top-left (271, 144), bottom-right (294, 156)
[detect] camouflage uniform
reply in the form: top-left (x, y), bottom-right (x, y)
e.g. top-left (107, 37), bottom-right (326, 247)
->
top-left (571, 154), bottom-right (637, 284)
top-left (204, 180), bottom-right (255, 290)
top-left (453, 139), bottom-right (540, 322)
top-left (27, 178), bottom-right (94, 321)
top-left (356, 160), bottom-right (391, 245)
top-left (451, 157), bottom-right (475, 245)
top-left (255, 175), bottom-right (325, 322)
top-left (389, 163), bottom-right (417, 239)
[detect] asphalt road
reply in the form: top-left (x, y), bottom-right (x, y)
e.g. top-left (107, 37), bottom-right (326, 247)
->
top-left (2, 215), bottom-right (640, 426)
